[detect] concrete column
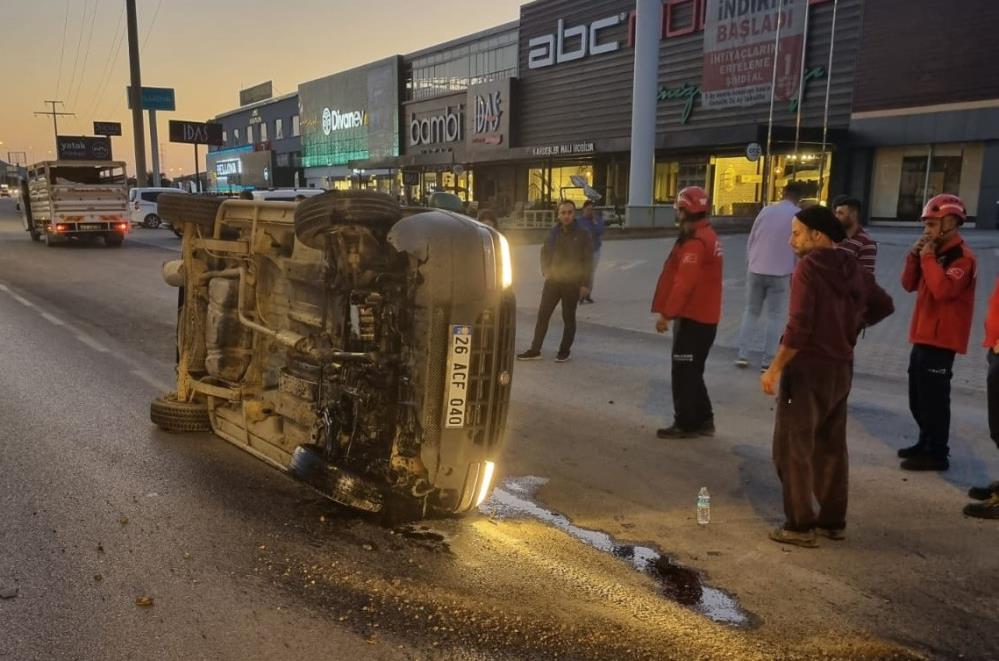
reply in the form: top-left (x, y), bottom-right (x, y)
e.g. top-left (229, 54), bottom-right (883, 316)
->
top-left (626, 0), bottom-right (663, 228)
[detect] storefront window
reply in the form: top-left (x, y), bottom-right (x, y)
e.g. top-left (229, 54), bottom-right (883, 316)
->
top-left (233, 128), bottom-right (240, 143)
top-left (275, 118), bottom-right (284, 140)
top-left (654, 162), bottom-right (679, 204)
top-left (527, 164), bottom-right (594, 206)
top-left (896, 153), bottom-right (962, 221)
top-left (711, 155), bottom-right (763, 216)
top-left (292, 115), bottom-right (300, 137)
top-left (764, 152), bottom-right (831, 208)
top-left (259, 122), bottom-right (268, 143)
top-left (247, 125), bottom-right (254, 145)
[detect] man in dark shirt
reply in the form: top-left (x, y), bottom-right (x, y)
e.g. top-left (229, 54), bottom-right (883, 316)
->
top-left (833, 196), bottom-right (878, 274)
top-left (761, 205), bottom-right (894, 548)
top-left (517, 200), bottom-right (594, 363)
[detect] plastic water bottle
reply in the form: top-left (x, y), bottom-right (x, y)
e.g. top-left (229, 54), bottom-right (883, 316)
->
top-left (697, 487), bottom-right (711, 526)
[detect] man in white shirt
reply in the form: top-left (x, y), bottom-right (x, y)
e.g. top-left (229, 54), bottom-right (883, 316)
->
top-left (736, 182), bottom-right (803, 371)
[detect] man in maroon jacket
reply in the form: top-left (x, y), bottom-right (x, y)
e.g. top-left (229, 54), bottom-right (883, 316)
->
top-left (898, 194), bottom-right (977, 472)
top-left (761, 205), bottom-right (894, 547)
top-left (651, 186), bottom-right (723, 439)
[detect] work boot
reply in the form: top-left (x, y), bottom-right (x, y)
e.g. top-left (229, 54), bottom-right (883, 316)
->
top-left (968, 481), bottom-right (999, 501)
top-left (769, 527), bottom-right (818, 548)
top-left (516, 350), bottom-right (542, 361)
top-left (697, 419), bottom-right (716, 437)
top-left (554, 350), bottom-right (571, 363)
top-left (963, 494), bottom-right (999, 520)
top-left (900, 454), bottom-right (949, 472)
top-left (897, 442), bottom-right (926, 459)
top-left (735, 357), bottom-right (749, 369)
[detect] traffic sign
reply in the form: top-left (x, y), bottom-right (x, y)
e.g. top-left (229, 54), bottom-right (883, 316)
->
top-left (126, 86), bottom-right (176, 111)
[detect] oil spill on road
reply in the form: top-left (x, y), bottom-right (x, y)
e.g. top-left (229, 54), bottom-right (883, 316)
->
top-left (481, 475), bottom-right (750, 626)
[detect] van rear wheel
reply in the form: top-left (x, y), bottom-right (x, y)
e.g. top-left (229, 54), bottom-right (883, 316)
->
top-left (143, 213), bottom-right (161, 229)
top-left (150, 393), bottom-right (211, 433)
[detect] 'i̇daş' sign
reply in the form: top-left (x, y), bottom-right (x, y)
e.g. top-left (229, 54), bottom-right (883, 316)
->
top-left (701, 0), bottom-right (807, 109)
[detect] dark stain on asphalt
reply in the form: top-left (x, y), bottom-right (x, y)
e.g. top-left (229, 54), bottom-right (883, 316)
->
top-left (482, 475), bottom-right (752, 627)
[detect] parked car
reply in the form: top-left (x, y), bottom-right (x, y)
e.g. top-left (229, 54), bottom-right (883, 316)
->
top-left (250, 188), bottom-right (325, 202)
top-left (129, 187), bottom-right (187, 229)
top-left (152, 191), bottom-right (515, 520)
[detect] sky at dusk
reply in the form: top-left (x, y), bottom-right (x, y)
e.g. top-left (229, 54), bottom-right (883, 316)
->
top-left (2, 0), bottom-right (525, 177)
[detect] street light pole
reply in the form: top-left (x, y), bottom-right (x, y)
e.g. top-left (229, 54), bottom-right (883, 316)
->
top-left (126, 0), bottom-right (148, 187)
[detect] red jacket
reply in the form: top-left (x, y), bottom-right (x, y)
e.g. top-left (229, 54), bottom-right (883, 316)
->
top-left (986, 277), bottom-right (999, 349)
top-left (651, 220), bottom-right (723, 324)
top-left (901, 233), bottom-right (977, 354)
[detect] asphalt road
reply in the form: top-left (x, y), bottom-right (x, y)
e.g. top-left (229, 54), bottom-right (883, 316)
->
top-left (0, 198), bottom-right (995, 660)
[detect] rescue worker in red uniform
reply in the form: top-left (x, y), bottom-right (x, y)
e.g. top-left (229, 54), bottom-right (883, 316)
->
top-left (898, 194), bottom-right (977, 472)
top-left (964, 276), bottom-right (999, 519)
top-left (651, 186), bottom-right (723, 439)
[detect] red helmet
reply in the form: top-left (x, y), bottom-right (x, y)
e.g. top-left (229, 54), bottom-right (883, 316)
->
top-left (675, 186), bottom-right (709, 214)
top-left (921, 194), bottom-right (967, 224)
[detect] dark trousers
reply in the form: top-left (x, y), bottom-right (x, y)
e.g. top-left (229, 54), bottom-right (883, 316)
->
top-left (671, 318), bottom-right (717, 430)
top-left (529, 279), bottom-right (579, 354)
top-left (773, 357), bottom-right (853, 532)
top-left (907, 344), bottom-right (956, 459)
top-left (988, 350), bottom-right (999, 444)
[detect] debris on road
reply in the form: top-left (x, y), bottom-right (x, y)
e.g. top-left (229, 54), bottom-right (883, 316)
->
top-left (135, 596), bottom-right (154, 607)
top-left (0, 586), bottom-right (18, 599)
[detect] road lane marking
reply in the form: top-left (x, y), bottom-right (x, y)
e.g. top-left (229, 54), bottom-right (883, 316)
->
top-left (40, 312), bottom-right (67, 326)
top-left (619, 260), bottom-right (645, 271)
top-left (75, 334), bottom-right (110, 353)
top-left (11, 293), bottom-right (37, 308)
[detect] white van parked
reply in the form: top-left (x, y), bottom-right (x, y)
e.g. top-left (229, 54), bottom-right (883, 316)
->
top-left (129, 187), bottom-right (187, 228)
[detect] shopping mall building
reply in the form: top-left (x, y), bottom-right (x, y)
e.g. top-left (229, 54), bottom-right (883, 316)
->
top-left (207, 0), bottom-right (999, 229)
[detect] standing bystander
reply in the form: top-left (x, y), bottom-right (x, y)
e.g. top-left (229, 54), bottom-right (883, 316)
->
top-left (736, 182), bottom-right (803, 371)
top-left (517, 201), bottom-right (593, 363)
top-left (963, 276), bottom-right (999, 519)
top-left (577, 200), bottom-right (605, 304)
top-left (761, 205), bottom-right (894, 547)
top-left (833, 196), bottom-right (878, 273)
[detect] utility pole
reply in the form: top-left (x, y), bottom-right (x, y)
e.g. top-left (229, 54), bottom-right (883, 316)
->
top-left (126, 0), bottom-right (147, 187)
top-left (34, 100), bottom-right (75, 150)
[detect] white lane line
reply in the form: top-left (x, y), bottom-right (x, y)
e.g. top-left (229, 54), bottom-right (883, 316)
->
top-left (130, 369), bottom-right (171, 392)
top-left (11, 293), bottom-right (37, 308)
top-left (40, 312), bottom-right (67, 326)
top-left (75, 334), bottom-right (110, 353)
top-left (619, 260), bottom-right (646, 271)
top-left (128, 237), bottom-right (181, 253)
top-left (0, 284), bottom-right (8, 292)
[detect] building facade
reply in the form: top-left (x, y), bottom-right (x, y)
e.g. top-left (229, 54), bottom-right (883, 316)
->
top-left (843, 0), bottom-right (999, 227)
top-left (207, 89), bottom-right (303, 193)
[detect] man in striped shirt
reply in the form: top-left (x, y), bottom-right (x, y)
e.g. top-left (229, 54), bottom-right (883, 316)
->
top-left (834, 197), bottom-right (877, 273)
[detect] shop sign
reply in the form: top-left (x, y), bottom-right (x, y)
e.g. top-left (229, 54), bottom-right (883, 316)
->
top-left (240, 81), bottom-right (273, 107)
top-left (322, 107), bottom-right (367, 135)
top-left (530, 142), bottom-right (595, 157)
top-left (56, 135), bottom-right (113, 161)
top-left (93, 121), bottom-right (121, 136)
top-left (409, 105), bottom-right (463, 146)
top-left (745, 142), bottom-right (762, 162)
top-left (528, 13), bottom-right (628, 70)
top-left (168, 120), bottom-right (224, 146)
top-left (701, 0), bottom-right (808, 109)
top-left (657, 66), bottom-right (825, 124)
top-left (466, 78), bottom-right (513, 151)
top-left (215, 159), bottom-right (242, 177)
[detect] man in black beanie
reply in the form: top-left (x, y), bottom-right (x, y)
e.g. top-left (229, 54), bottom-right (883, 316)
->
top-left (761, 205), bottom-right (895, 547)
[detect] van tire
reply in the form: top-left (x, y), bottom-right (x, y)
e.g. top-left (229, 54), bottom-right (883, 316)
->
top-left (150, 393), bottom-right (211, 432)
top-left (294, 191), bottom-right (401, 250)
top-left (157, 194), bottom-right (223, 233)
top-left (143, 213), bottom-right (161, 229)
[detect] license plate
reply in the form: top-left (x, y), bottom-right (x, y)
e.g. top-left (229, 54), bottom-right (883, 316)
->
top-left (80, 224), bottom-right (101, 230)
top-left (445, 325), bottom-right (472, 428)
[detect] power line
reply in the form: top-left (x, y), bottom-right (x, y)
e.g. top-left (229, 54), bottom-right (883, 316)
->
top-left (54, 0), bottom-right (71, 99)
top-left (34, 100), bottom-right (75, 147)
top-left (86, 4), bottom-right (126, 121)
top-left (70, 0), bottom-right (102, 113)
top-left (141, 0), bottom-right (163, 51)
top-left (64, 0), bottom-right (90, 115)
